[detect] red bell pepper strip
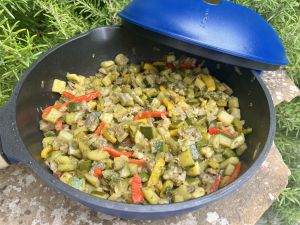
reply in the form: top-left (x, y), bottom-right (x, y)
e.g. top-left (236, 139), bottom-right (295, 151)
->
top-left (55, 119), bottom-right (63, 131)
top-left (102, 147), bottom-right (133, 158)
top-left (93, 168), bottom-right (103, 177)
top-left (133, 111), bottom-right (168, 121)
top-left (131, 174), bottom-right (144, 204)
top-left (128, 158), bottom-right (145, 167)
top-left (42, 103), bottom-right (68, 120)
top-left (121, 151), bottom-right (134, 158)
top-left (70, 91), bottom-right (100, 103)
top-left (179, 63), bottom-right (196, 69)
top-left (42, 107), bottom-right (52, 120)
top-left (62, 91), bottom-right (75, 99)
top-left (95, 122), bottom-right (105, 136)
top-left (42, 91), bottom-right (100, 120)
top-left (210, 175), bottom-right (221, 193)
top-left (208, 127), bottom-right (233, 137)
top-left (223, 162), bottom-right (242, 186)
top-left (166, 63), bottom-right (174, 69)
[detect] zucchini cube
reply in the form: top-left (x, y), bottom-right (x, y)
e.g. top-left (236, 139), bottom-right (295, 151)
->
top-left (52, 79), bottom-right (66, 94)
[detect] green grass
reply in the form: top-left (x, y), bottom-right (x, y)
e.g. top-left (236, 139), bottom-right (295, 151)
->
top-left (0, 0), bottom-right (129, 105)
top-left (265, 98), bottom-right (300, 225)
top-left (0, 1), bottom-right (300, 224)
top-left (262, 119), bottom-right (300, 224)
top-left (233, 0), bottom-right (300, 86)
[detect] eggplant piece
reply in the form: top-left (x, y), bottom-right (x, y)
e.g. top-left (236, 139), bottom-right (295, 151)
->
top-left (85, 113), bottom-right (99, 132)
top-left (40, 120), bottom-right (55, 132)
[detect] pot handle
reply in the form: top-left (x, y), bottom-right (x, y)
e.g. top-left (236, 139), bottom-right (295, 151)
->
top-left (0, 99), bottom-right (27, 168)
top-left (0, 108), bottom-right (11, 169)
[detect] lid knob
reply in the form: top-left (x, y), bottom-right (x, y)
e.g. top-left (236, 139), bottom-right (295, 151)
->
top-left (203, 0), bottom-right (221, 5)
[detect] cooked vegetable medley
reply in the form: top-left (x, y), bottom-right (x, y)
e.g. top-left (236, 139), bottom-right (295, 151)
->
top-left (40, 54), bottom-right (252, 204)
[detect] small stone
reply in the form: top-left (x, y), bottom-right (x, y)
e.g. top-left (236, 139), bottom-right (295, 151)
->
top-left (262, 161), bottom-right (269, 168)
top-left (206, 212), bottom-right (219, 224)
top-left (24, 209), bottom-right (31, 215)
top-left (268, 193), bottom-right (275, 201)
top-left (206, 212), bottom-right (229, 225)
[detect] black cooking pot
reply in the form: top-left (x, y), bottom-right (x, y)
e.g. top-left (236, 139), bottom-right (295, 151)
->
top-left (0, 26), bottom-right (275, 219)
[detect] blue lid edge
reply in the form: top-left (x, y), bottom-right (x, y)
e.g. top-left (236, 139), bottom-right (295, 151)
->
top-left (119, 13), bottom-right (288, 66)
top-left (119, 0), bottom-right (288, 68)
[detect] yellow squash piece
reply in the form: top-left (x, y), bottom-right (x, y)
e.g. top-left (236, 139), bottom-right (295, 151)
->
top-left (169, 129), bottom-right (178, 137)
top-left (160, 180), bottom-right (174, 197)
top-left (192, 187), bottom-right (205, 198)
top-left (187, 161), bottom-right (201, 176)
top-left (65, 113), bottom-right (76, 125)
top-left (102, 75), bottom-right (112, 87)
top-left (159, 86), bottom-right (167, 92)
top-left (101, 60), bottom-right (115, 68)
top-left (160, 86), bottom-right (176, 95)
top-left (156, 179), bottom-right (163, 192)
top-left (102, 129), bottom-right (117, 144)
top-left (217, 100), bottom-right (228, 107)
top-left (44, 108), bottom-right (63, 124)
top-left (195, 77), bottom-right (206, 90)
top-left (52, 79), bottom-right (66, 94)
top-left (136, 119), bottom-right (148, 124)
top-left (66, 73), bottom-right (85, 85)
top-left (178, 99), bottom-right (189, 109)
top-left (87, 150), bottom-right (109, 161)
top-left (147, 158), bottom-right (165, 187)
top-left (144, 63), bottom-right (157, 72)
top-left (152, 61), bottom-right (166, 67)
top-left (162, 97), bottom-right (174, 111)
top-left (41, 146), bottom-right (53, 159)
top-left (88, 101), bottom-right (97, 110)
top-left (142, 187), bottom-right (160, 204)
top-left (178, 149), bottom-right (195, 167)
top-left (217, 111), bottom-right (234, 125)
top-left (201, 74), bottom-right (216, 91)
top-left (78, 141), bottom-right (91, 158)
top-left (57, 164), bottom-right (77, 172)
top-left (85, 174), bottom-right (100, 187)
top-left (59, 172), bottom-right (72, 184)
top-left (207, 160), bottom-right (220, 170)
top-left (173, 185), bottom-right (192, 202)
top-left (42, 137), bottom-right (55, 148)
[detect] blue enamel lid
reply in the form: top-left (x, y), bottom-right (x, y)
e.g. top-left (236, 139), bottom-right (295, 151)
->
top-left (119, 0), bottom-right (288, 70)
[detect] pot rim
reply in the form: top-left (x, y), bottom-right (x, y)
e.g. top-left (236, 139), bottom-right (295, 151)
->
top-left (1, 26), bottom-right (275, 216)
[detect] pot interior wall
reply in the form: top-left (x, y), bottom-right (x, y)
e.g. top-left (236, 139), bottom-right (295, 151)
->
top-left (16, 27), bottom-right (270, 174)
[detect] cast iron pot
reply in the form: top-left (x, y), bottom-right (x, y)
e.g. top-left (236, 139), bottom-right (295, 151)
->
top-left (0, 26), bottom-right (275, 220)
